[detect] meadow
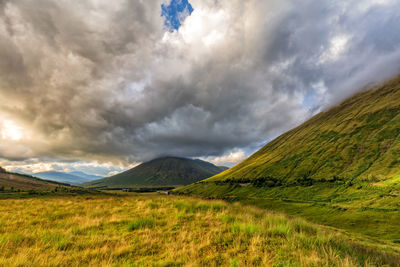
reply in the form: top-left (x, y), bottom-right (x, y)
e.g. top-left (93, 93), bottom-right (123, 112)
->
top-left (0, 194), bottom-right (399, 266)
top-left (177, 180), bottom-right (400, 242)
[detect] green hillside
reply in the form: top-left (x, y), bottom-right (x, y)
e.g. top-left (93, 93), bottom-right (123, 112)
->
top-left (176, 75), bottom-right (400, 241)
top-left (0, 169), bottom-right (69, 190)
top-left (0, 167), bottom-right (100, 199)
top-left (81, 157), bottom-right (226, 189)
top-left (209, 75), bottom-right (400, 183)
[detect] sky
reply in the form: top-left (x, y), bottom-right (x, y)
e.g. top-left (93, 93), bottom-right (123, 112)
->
top-left (1, 0), bottom-right (400, 176)
top-left (162, 0), bottom-right (193, 30)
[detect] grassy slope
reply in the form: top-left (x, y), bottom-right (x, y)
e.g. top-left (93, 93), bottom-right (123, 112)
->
top-left (0, 171), bottom-right (104, 199)
top-left (210, 75), bottom-right (400, 182)
top-left (82, 157), bottom-right (225, 188)
top-left (0, 195), bottom-right (399, 266)
top-left (176, 75), bottom-right (400, 242)
top-left (0, 172), bottom-right (68, 190)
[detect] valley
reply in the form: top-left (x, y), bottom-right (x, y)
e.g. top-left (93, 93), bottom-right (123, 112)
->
top-left (2, 76), bottom-right (400, 266)
top-left (1, 1), bottom-right (400, 265)
top-left (2, 76), bottom-right (400, 265)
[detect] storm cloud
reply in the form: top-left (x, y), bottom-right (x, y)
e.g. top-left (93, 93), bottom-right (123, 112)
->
top-left (1, 0), bottom-right (400, 170)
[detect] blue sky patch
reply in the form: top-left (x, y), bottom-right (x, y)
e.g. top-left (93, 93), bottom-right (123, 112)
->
top-left (161, 0), bottom-right (193, 31)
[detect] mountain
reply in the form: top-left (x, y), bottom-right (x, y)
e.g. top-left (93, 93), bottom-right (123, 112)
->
top-left (68, 171), bottom-right (103, 181)
top-left (207, 75), bottom-right (400, 183)
top-left (34, 171), bottom-right (95, 184)
top-left (81, 157), bottom-right (227, 189)
top-left (217, 166), bottom-right (229, 171)
top-left (176, 75), bottom-right (400, 241)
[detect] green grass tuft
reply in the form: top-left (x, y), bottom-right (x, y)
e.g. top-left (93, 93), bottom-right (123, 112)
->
top-left (128, 218), bottom-right (155, 230)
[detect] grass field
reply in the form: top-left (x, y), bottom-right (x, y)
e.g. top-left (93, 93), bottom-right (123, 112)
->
top-left (176, 180), bottom-right (400, 242)
top-left (0, 194), bottom-right (400, 266)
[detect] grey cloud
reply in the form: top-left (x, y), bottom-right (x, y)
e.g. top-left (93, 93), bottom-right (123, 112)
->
top-left (1, 0), bottom-right (400, 166)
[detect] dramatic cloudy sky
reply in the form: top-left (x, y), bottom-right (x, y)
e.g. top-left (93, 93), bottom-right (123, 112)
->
top-left (1, 0), bottom-right (400, 176)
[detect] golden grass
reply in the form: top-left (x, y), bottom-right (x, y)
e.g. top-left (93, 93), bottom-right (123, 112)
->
top-left (0, 195), bottom-right (399, 266)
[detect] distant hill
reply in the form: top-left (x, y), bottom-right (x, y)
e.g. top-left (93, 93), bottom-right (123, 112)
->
top-left (0, 169), bottom-right (68, 190)
top-left (81, 157), bottom-right (227, 189)
top-left (34, 171), bottom-right (101, 185)
top-left (69, 171), bottom-right (103, 181)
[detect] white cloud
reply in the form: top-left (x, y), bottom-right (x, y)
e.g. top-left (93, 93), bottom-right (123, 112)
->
top-left (0, 158), bottom-right (136, 177)
top-left (319, 34), bottom-right (351, 64)
top-left (357, 0), bottom-right (396, 13)
top-left (202, 149), bottom-right (246, 167)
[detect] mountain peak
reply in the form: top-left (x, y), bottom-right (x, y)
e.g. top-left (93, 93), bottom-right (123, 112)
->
top-left (81, 156), bottom-right (227, 189)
